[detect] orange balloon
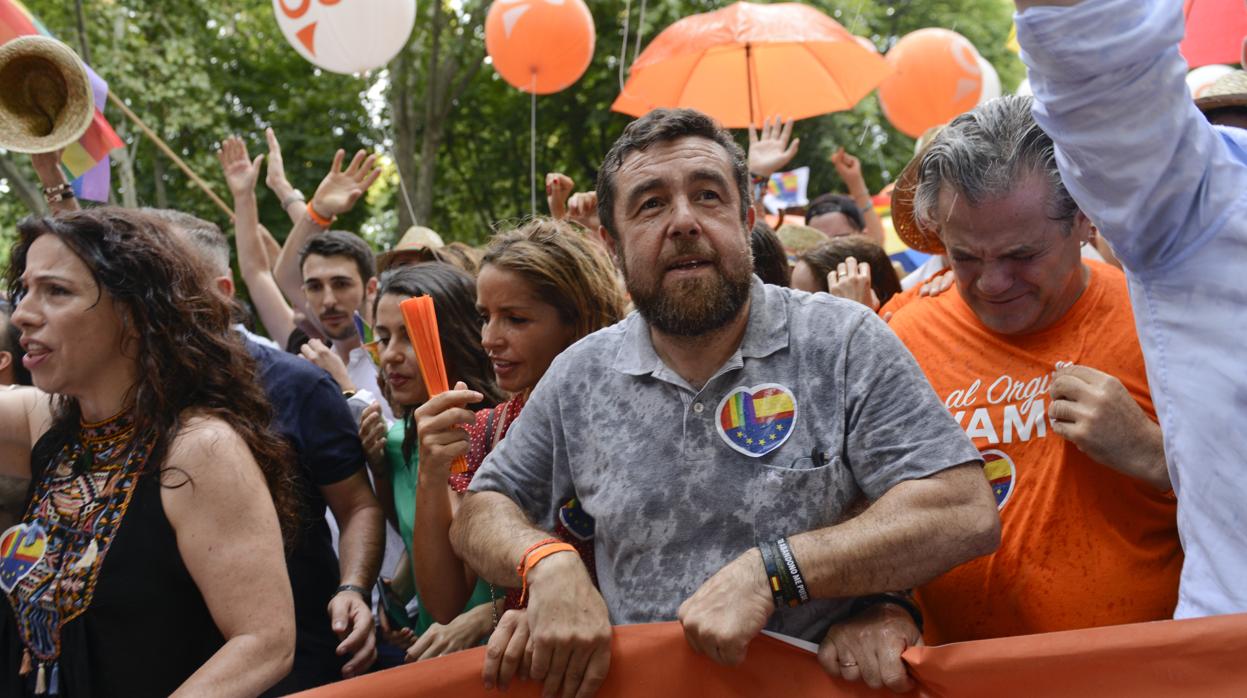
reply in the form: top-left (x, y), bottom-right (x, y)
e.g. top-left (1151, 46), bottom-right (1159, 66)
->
top-left (485, 0), bottom-right (596, 95)
top-left (877, 28), bottom-right (984, 139)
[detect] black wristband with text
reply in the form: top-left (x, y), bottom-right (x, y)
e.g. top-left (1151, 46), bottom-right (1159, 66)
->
top-left (757, 541), bottom-right (788, 610)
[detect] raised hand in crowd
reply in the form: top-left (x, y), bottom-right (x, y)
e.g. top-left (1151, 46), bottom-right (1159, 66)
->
top-left (482, 609), bottom-right (532, 691)
top-left (218, 135), bottom-right (264, 199)
top-left (273, 146), bottom-right (382, 313)
top-left (826, 256), bottom-right (880, 311)
top-left (818, 602), bottom-right (920, 693)
top-left (677, 548), bottom-right (775, 666)
top-left (30, 149), bottom-right (80, 214)
top-left (748, 115), bottom-right (799, 178)
top-left (567, 191), bottom-right (601, 232)
top-left (546, 172), bottom-right (575, 220)
top-left (311, 148), bottom-right (383, 221)
top-left (300, 338), bottom-right (355, 392)
top-left (405, 602), bottom-right (495, 663)
top-left (830, 148), bottom-right (885, 246)
top-left (1049, 365), bottom-right (1170, 490)
top-left (265, 127), bottom-right (307, 224)
top-left (217, 136), bottom-right (299, 347)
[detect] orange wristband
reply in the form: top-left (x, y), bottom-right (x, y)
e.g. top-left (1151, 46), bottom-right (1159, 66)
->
top-left (518, 542), bottom-right (576, 605)
top-left (516, 537), bottom-right (561, 576)
top-left (305, 201), bottom-right (334, 228)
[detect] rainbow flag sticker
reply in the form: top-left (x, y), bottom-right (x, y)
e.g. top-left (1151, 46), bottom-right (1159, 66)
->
top-left (0, 522), bottom-right (47, 593)
top-left (716, 383), bottom-right (797, 457)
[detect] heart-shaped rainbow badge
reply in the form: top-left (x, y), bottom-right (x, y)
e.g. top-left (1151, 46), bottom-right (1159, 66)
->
top-left (0, 522), bottom-right (48, 593)
top-left (716, 383), bottom-right (798, 457)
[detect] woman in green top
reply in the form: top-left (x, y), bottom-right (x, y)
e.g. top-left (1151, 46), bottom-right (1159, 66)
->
top-left (362, 263), bottom-right (504, 662)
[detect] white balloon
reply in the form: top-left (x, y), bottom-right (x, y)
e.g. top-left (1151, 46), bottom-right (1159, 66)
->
top-left (273, 0), bottom-right (417, 75)
top-left (1186, 64), bottom-right (1236, 99)
top-left (1016, 77), bottom-right (1033, 96)
top-left (977, 55), bottom-right (1001, 104)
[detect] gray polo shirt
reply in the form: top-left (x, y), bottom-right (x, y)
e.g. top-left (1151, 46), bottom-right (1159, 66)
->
top-left (470, 277), bottom-right (980, 640)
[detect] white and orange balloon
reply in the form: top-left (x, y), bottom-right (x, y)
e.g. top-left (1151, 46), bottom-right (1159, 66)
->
top-left (274, 0), bottom-right (417, 75)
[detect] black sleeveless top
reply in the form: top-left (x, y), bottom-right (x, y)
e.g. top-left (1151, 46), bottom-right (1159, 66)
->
top-left (0, 415), bottom-right (223, 697)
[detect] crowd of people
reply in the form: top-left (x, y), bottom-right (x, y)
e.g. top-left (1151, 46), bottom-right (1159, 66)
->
top-left (1, 0), bottom-right (1244, 695)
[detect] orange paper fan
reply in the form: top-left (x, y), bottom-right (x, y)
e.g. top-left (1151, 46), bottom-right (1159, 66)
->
top-left (399, 295), bottom-right (468, 474)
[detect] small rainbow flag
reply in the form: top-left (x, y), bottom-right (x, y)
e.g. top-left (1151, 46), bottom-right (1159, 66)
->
top-left (1, 0), bottom-right (124, 202)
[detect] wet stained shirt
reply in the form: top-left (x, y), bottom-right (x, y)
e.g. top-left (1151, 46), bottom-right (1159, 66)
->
top-left (469, 277), bottom-right (981, 641)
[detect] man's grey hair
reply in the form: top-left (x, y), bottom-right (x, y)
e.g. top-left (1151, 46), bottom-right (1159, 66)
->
top-left (144, 208), bottom-right (231, 278)
top-left (912, 95), bottom-right (1079, 233)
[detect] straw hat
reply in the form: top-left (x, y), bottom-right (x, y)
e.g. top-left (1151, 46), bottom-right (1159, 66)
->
top-left (776, 223), bottom-right (829, 266)
top-left (891, 127), bottom-right (947, 255)
top-left (1195, 70), bottom-right (1247, 114)
top-left (0, 36), bottom-right (95, 154)
top-left (377, 226), bottom-right (446, 273)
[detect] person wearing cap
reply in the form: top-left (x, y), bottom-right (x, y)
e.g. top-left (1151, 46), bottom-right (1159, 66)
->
top-left (1014, 0), bottom-right (1247, 619)
top-left (376, 226), bottom-right (446, 274)
top-left (449, 108), bottom-right (1000, 698)
top-left (823, 95), bottom-right (1182, 693)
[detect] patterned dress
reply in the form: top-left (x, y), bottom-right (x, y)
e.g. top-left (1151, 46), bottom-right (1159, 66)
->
top-left (1, 413), bottom-right (222, 697)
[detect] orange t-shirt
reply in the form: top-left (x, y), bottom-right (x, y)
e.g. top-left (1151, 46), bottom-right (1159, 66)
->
top-left (888, 261), bottom-right (1181, 643)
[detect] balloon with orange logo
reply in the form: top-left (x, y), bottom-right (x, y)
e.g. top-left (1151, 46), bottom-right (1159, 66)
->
top-left (485, 0), bottom-right (596, 95)
top-left (878, 28), bottom-right (984, 138)
top-left (273, 0), bottom-right (416, 75)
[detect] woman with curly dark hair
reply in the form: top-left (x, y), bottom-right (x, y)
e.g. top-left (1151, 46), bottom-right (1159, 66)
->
top-left (0, 208), bottom-right (298, 697)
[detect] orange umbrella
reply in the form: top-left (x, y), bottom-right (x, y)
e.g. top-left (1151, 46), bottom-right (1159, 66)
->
top-left (611, 2), bottom-right (890, 129)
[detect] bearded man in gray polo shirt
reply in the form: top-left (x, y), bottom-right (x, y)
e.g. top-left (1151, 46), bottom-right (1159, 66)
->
top-left (448, 108), bottom-right (1000, 698)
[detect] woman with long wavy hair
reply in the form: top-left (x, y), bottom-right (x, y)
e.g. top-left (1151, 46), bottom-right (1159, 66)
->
top-left (0, 208), bottom-right (299, 697)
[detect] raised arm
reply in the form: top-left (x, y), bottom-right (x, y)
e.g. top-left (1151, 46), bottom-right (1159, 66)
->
top-left (747, 116), bottom-right (799, 218)
top-left (163, 416), bottom-right (295, 697)
top-left (272, 149), bottom-right (381, 307)
top-left (217, 137), bottom-right (297, 348)
top-left (1017, 0), bottom-right (1242, 271)
top-left (830, 148), bottom-right (885, 246)
top-left (264, 128), bottom-right (309, 226)
top-left (30, 151), bottom-right (81, 214)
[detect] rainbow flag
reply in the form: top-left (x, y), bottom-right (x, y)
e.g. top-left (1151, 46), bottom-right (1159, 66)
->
top-left (1, 0), bottom-right (123, 201)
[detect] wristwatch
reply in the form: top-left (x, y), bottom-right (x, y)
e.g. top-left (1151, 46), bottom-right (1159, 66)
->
top-left (336, 584), bottom-right (370, 600)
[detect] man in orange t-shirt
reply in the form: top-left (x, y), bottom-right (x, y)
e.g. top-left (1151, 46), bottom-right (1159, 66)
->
top-left (820, 97), bottom-right (1180, 693)
top-left (890, 257), bottom-right (1180, 642)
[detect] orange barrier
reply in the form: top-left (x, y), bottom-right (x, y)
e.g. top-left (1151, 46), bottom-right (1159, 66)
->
top-left (295, 614), bottom-right (1247, 697)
